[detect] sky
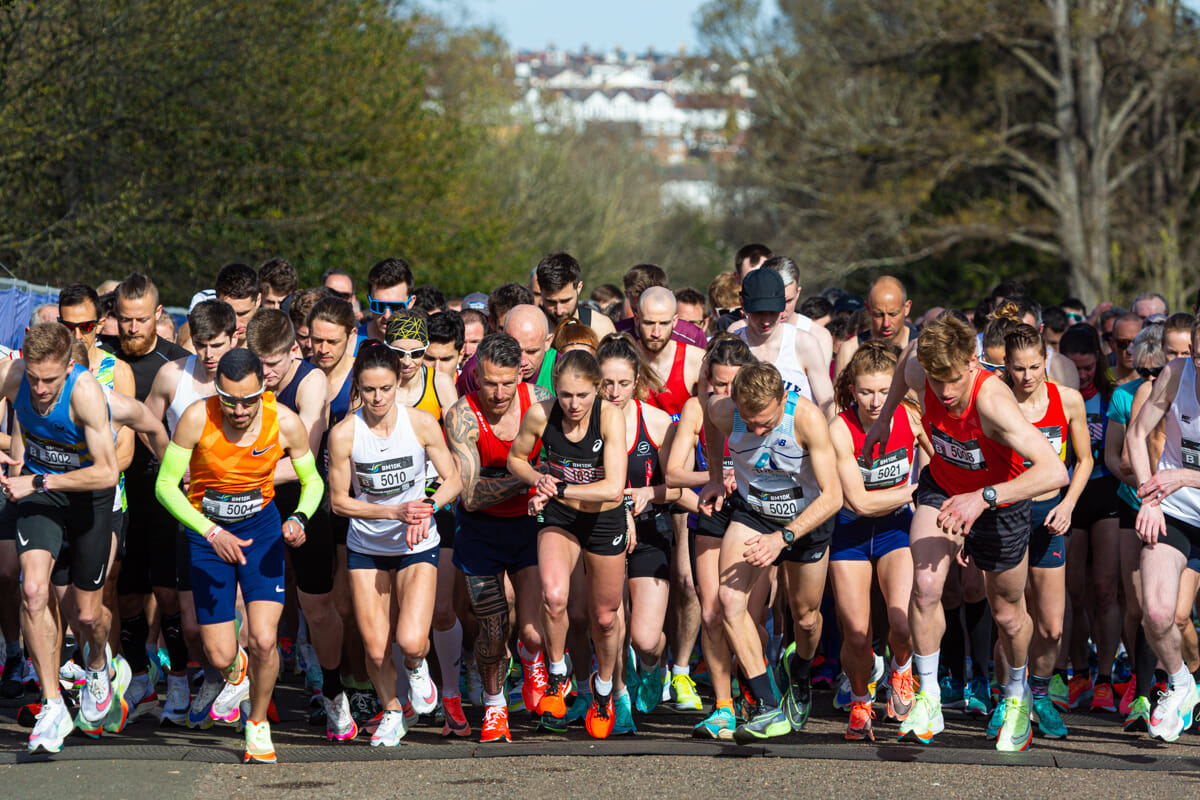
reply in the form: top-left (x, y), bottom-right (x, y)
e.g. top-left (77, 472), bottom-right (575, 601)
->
top-left (461, 0), bottom-right (710, 54)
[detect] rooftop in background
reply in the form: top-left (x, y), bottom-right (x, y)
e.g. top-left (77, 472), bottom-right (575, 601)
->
top-left (466, 0), bottom-right (706, 54)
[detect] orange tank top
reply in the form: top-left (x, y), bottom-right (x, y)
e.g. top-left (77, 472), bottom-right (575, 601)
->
top-left (188, 394), bottom-right (281, 522)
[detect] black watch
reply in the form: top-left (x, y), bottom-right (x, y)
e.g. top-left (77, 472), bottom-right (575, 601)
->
top-left (289, 511), bottom-right (308, 529)
top-left (778, 528), bottom-right (795, 550)
top-left (556, 482), bottom-right (567, 499)
top-left (982, 486), bottom-right (998, 511)
top-left (33, 474), bottom-right (45, 493)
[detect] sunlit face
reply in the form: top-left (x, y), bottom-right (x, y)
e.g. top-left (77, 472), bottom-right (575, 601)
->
top-left (1066, 352), bottom-right (1097, 390)
top-left (370, 283), bottom-right (410, 328)
top-left (215, 372), bottom-right (264, 430)
top-left (746, 310), bottom-right (781, 339)
top-left (541, 283), bottom-right (581, 325)
top-left (636, 302), bottom-right (676, 354)
top-left (1111, 318), bottom-right (1140, 369)
top-left (309, 319), bottom-right (350, 371)
top-left (324, 274), bottom-right (354, 300)
top-left (476, 359), bottom-right (520, 415)
top-left (218, 294), bottom-right (259, 344)
top-left (554, 371), bottom-right (598, 423)
top-left (25, 357), bottom-right (71, 410)
top-left (58, 300), bottom-right (100, 349)
top-left (737, 395), bottom-right (785, 437)
top-left (258, 348), bottom-right (295, 392)
top-left (462, 320), bottom-right (484, 359)
top-left (117, 294), bottom-right (162, 357)
top-left (853, 371), bottom-right (893, 424)
top-left (389, 337), bottom-right (424, 383)
top-left (600, 358), bottom-right (637, 408)
top-left (509, 323), bottom-right (548, 381)
top-left (677, 301), bottom-right (706, 330)
top-left (707, 364), bottom-right (741, 398)
top-left (194, 333), bottom-right (234, 379)
top-left (1005, 346), bottom-right (1046, 394)
top-left (926, 361), bottom-right (975, 409)
top-left (355, 366), bottom-right (398, 417)
top-left (869, 294), bottom-right (911, 342)
top-left (1165, 330), bottom-right (1192, 361)
top-left (423, 341), bottom-right (461, 376)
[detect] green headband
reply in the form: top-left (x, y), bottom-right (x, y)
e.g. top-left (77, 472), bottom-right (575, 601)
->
top-left (386, 315), bottom-right (428, 346)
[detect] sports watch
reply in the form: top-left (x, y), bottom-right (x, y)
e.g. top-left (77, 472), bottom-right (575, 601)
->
top-left (33, 474), bottom-right (46, 493)
top-left (778, 528), bottom-right (795, 550)
top-left (982, 486), bottom-right (998, 511)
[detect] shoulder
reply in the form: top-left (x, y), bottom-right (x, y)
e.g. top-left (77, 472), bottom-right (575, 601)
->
top-left (1057, 385), bottom-right (1086, 414)
top-left (530, 382), bottom-right (554, 402)
top-left (299, 363), bottom-right (329, 392)
top-left (444, 397), bottom-right (478, 440)
top-left (828, 413), bottom-right (852, 446)
top-left (328, 412), bottom-right (357, 445)
top-left (641, 402), bottom-right (672, 435)
top-left (433, 370), bottom-right (457, 398)
top-left (159, 339), bottom-right (191, 361)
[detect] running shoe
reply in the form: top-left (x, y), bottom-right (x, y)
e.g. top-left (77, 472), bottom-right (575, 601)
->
top-left (996, 694), bottom-right (1033, 752)
top-left (1031, 694), bottom-right (1067, 739)
top-left (349, 690), bottom-right (380, 723)
top-left (537, 671), bottom-right (572, 720)
top-left (278, 637), bottom-right (296, 677)
top-left (846, 699), bottom-right (875, 741)
top-left (58, 659), bottom-right (86, 692)
top-left (1119, 678), bottom-right (1136, 717)
top-left (987, 698), bottom-right (1006, 738)
top-left (811, 655), bottom-right (837, 689)
top-left (1090, 681), bottom-right (1117, 713)
top-left (868, 654), bottom-right (886, 702)
top-left (18, 700), bottom-right (42, 728)
top-left (243, 719), bottom-right (276, 764)
top-left (1148, 679), bottom-right (1200, 742)
top-left (465, 660), bottom-right (484, 707)
top-left (370, 709), bottom-right (408, 746)
top-left (624, 646), bottom-right (640, 700)
top-left (297, 642), bottom-right (322, 694)
top-left (693, 706), bottom-right (736, 740)
top-left (781, 682), bottom-right (812, 730)
top-left (480, 704), bottom-right (511, 743)
top-left (584, 674), bottom-right (615, 739)
top-left (1048, 673), bottom-right (1069, 711)
top-left (733, 704), bottom-right (791, 743)
top-left (160, 673), bottom-right (190, 726)
top-left (146, 649), bottom-right (163, 688)
top-left (405, 659), bottom-right (439, 716)
top-left (75, 707), bottom-right (102, 739)
top-left (101, 655), bottom-right (132, 733)
top-left (22, 658), bottom-right (39, 694)
top-left (80, 660), bottom-right (115, 725)
top-left (323, 691), bottom-right (358, 741)
top-left (964, 675), bottom-right (991, 716)
top-left (1, 653), bottom-right (25, 698)
top-left (833, 672), bottom-right (853, 711)
top-left (897, 691), bottom-right (944, 743)
top-left (636, 665), bottom-right (663, 714)
top-left (28, 700), bottom-right (73, 754)
top-left (888, 666), bottom-right (915, 721)
top-left (187, 678), bottom-right (222, 728)
top-left (564, 690), bottom-right (591, 726)
top-left (1123, 695), bottom-right (1152, 732)
top-left (521, 653), bottom-right (550, 714)
top-left (670, 673), bottom-right (703, 712)
top-left (211, 648), bottom-right (250, 724)
top-left (1068, 673), bottom-right (1093, 709)
top-left (612, 691), bottom-right (636, 735)
top-left (939, 675), bottom-right (965, 709)
top-left (441, 695), bottom-right (471, 737)
top-left (126, 673), bottom-right (158, 724)
top-left (402, 701), bottom-right (418, 728)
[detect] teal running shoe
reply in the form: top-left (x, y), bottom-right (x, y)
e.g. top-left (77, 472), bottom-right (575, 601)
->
top-left (612, 692), bottom-right (636, 735)
top-left (1123, 695), bottom-right (1151, 732)
top-left (564, 690), bottom-right (591, 725)
top-left (964, 676), bottom-right (992, 716)
top-left (781, 683), bottom-right (812, 731)
top-left (996, 694), bottom-right (1032, 752)
top-left (733, 704), bottom-right (792, 744)
top-left (1031, 694), bottom-right (1067, 739)
top-left (636, 666), bottom-right (663, 714)
top-left (897, 691), bottom-right (944, 743)
top-left (939, 675), bottom-right (964, 709)
top-left (624, 647), bottom-right (640, 700)
top-left (986, 697), bottom-right (1006, 738)
top-left (692, 706), bottom-right (736, 740)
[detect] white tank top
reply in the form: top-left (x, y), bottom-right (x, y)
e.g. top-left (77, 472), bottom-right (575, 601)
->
top-left (1160, 358), bottom-right (1200, 523)
top-left (728, 392), bottom-right (820, 525)
top-left (347, 407), bottom-right (439, 556)
top-left (794, 314), bottom-right (813, 333)
top-left (166, 356), bottom-right (208, 434)
top-left (738, 322), bottom-right (812, 402)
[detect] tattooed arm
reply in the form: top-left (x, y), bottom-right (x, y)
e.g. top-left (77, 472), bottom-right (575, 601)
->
top-left (445, 397), bottom-right (529, 513)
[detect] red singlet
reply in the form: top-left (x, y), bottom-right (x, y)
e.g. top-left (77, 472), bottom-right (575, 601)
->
top-left (840, 403), bottom-right (916, 491)
top-left (646, 342), bottom-right (691, 420)
top-left (923, 371), bottom-right (1022, 497)
top-left (465, 382), bottom-right (540, 518)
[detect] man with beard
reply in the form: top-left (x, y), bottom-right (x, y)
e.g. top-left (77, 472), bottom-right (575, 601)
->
top-left (616, 264), bottom-right (706, 348)
top-left (835, 276), bottom-right (915, 377)
top-left (100, 274), bottom-right (193, 728)
top-left (636, 287), bottom-right (703, 422)
top-left (456, 302), bottom-right (553, 397)
top-left (535, 252), bottom-right (615, 340)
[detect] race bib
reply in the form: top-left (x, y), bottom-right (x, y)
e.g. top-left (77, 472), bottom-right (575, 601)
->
top-left (1023, 425), bottom-right (1065, 468)
top-left (860, 448), bottom-right (910, 490)
top-left (747, 476), bottom-right (804, 523)
top-left (1182, 438), bottom-right (1200, 471)
top-left (202, 488), bottom-right (263, 523)
top-left (931, 428), bottom-right (986, 471)
top-left (25, 439), bottom-right (81, 471)
top-left (355, 455), bottom-right (416, 496)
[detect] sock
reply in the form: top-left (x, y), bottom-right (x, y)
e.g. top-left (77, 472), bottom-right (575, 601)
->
top-left (518, 642), bottom-right (539, 664)
top-left (915, 651), bottom-right (941, 701)
top-left (746, 672), bottom-right (776, 708)
top-left (672, 663), bottom-right (690, 677)
top-left (788, 651), bottom-right (812, 691)
top-left (322, 667), bottom-right (344, 699)
top-left (549, 658), bottom-right (568, 677)
top-left (484, 689), bottom-right (505, 707)
top-left (161, 613), bottom-right (188, 673)
top-left (594, 676), bottom-right (613, 697)
top-left (614, 686), bottom-right (629, 700)
top-left (5, 640), bottom-right (20, 659)
top-left (1135, 627), bottom-right (1156, 699)
top-left (1006, 662), bottom-right (1028, 699)
top-left (964, 600), bottom-right (992, 682)
top-left (121, 614), bottom-right (150, 674)
top-left (851, 692), bottom-right (871, 704)
top-left (891, 654), bottom-right (912, 674)
top-left (639, 654), bottom-right (660, 676)
top-left (1030, 674), bottom-right (1050, 698)
top-left (432, 621), bottom-right (463, 699)
top-left (942, 606), bottom-right (965, 683)
top-left (1169, 664), bottom-right (1192, 691)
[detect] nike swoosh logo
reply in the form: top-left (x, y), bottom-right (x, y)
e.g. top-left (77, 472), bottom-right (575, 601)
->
top-left (252, 445), bottom-right (276, 457)
top-left (16, 533), bottom-right (28, 547)
top-left (274, 586), bottom-right (284, 593)
top-left (93, 566), bottom-right (105, 586)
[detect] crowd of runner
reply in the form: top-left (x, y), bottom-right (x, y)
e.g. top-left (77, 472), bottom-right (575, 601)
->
top-left (3, 247), bottom-right (1200, 763)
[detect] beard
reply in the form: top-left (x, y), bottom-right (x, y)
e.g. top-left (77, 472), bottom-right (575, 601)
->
top-left (119, 330), bottom-right (156, 357)
top-left (642, 335), bottom-right (669, 354)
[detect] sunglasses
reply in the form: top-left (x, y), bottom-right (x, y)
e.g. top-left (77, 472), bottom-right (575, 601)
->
top-left (388, 344), bottom-right (427, 361)
top-left (58, 318), bottom-right (99, 334)
top-left (1066, 312), bottom-right (1086, 324)
top-left (215, 386), bottom-right (265, 408)
top-left (1110, 337), bottom-right (1134, 351)
top-left (369, 297), bottom-right (409, 316)
top-left (978, 359), bottom-right (1005, 374)
top-left (328, 289), bottom-right (354, 301)
top-left (1136, 366), bottom-right (1164, 380)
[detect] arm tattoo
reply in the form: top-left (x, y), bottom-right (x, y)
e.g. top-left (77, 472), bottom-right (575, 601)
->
top-left (530, 383), bottom-right (554, 402)
top-left (446, 402), bottom-right (527, 511)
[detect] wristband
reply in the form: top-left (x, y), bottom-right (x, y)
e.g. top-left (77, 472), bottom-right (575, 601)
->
top-left (205, 527), bottom-right (220, 544)
top-left (288, 511), bottom-right (308, 530)
top-left (556, 482), bottom-right (567, 499)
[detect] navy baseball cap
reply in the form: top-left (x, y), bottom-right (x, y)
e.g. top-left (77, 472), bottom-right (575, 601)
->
top-left (740, 269), bottom-right (786, 314)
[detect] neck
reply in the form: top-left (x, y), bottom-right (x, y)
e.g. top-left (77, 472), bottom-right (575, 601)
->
top-left (364, 402), bottom-right (396, 427)
top-left (1012, 379), bottom-right (1045, 405)
top-left (275, 359), bottom-right (300, 393)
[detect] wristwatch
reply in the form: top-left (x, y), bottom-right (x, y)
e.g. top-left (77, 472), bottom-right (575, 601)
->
top-left (982, 486), bottom-right (998, 511)
top-left (556, 482), bottom-right (567, 499)
top-left (33, 474), bottom-right (45, 493)
top-left (778, 529), bottom-right (795, 550)
top-left (288, 511), bottom-right (308, 530)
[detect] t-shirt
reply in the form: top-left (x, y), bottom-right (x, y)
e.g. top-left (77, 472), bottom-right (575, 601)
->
top-left (99, 333), bottom-right (190, 474)
top-left (456, 348), bottom-right (558, 397)
top-left (616, 317), bottom-right (707, 349)
top-left (1107, 378), bottom-right (1143, 511)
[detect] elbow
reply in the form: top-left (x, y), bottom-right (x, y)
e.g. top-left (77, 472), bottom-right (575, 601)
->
top-left (1052, 461), bottom-right (1070, 490)
top-left (330, 496), bottom-right (351, 517)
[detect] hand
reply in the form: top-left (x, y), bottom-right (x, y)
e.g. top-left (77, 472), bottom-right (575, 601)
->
top-left (743, 530), bottom-right (787, 568)
top-left (528, 493), bottom-right (549, 517)
top-left (1135, 503), bottom-right (1166, 545)
top-left (1044, 502), bottom-right (1073, 536)
top-left (861, 416), bottom-right (890, 465)
top-left (406, 515), bottom-right (431, 548)
top-left (722, 468), bottom-right (737, 495)
top-left (534, 474), bottom-right (561, 500)
top-left (0, 452), bottom-right (21, 469)
top-left (281, 518), bottom-right (307, 548)
top-left (208, 527), bottom-right (253, 565)
top-left (956, 545), bottom-right (971, 568)
top-left (1, 474), bottom-right (36, 502)
top-left (624, 486), bottom-right (652, 517)
top-left (698, 478), bottom-right (728, 516)
top-left (394, 500), bottom-right (434, 524)
top-left (937, 490), bottom-right (988, 537)
top-left (626, 510), bottom-right (638, 554)
top-left (1139, 470), bottom-right (1192, 506)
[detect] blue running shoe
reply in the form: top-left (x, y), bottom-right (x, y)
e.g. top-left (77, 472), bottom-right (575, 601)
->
top-left (636, 666), bottom-right (663, 714)
top-left (939, 675), bottom-right (964, 709)
top-left (693, 706), bottom-right (736, 739)
top-left (964, 676), bottom-right (992, 717)
top-left (1031, 694), bottom-right (1067, 739)
top-left (612, 691), bottom-right (636, 735)
top-left (986, 697), bottom-right (1006, 738)
top-left (564, 691), bottom-right (592, 725)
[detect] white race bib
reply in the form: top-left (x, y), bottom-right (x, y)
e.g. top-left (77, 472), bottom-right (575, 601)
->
top-left (202, 489), bottom-right (263, 523)
top-left (931, 428), bottom-right (986, 471)
top-left (355, 455), bottom-right (416, 496)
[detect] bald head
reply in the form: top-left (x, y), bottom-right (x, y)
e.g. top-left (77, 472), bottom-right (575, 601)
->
top-left (639, 286), bottom-right (677, 316)
top-left (868, 275), bottom-right (907, 305)
top-left (504, 304), bottom-right (549, 339)
top-left (866, 275), bottom-right (911, 343)
top-left (504, 304), bottom-right (550, 380)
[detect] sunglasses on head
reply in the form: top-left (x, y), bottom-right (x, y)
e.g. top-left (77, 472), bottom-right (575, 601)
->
top-left (58, 318), bottom-right (99, 334)
top-left (369, 297), bottom-right (409, 316)
top-left (387, 343), bottom-right (427, 361)
top-left (1136, 366), bottom-right (1164, 380)
top-left (215, 386), bottom-right (265, 408)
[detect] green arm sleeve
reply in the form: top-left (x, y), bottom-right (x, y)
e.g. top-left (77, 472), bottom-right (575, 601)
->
top-left (154, 441), bottom-right (214, 536)
top-left (292, 450), bottom-right (324, 520)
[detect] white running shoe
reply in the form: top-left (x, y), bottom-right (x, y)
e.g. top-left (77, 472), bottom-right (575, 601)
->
top-left (1149, 679), bottom-right (1200, 742)
top-left (29, 699), bottom-right (73, 753)
top-left (186, 678), bottom-right (222, 728)
top-left (405, 659), bottom-right (438, 715)
top-left (80, 662), bottom-right (115, 725)
top-left (370, 708), bottom-right (407, 746)
top-left (126, 673), bottom-right (158, 723)
top-left (210, 649), bottom-right (250, 724)
top-left (58, 659), bottom-right (86, 692)
top-left (323, 691), bottom-right (358, 741)
top-left (101, 655), bottom-right (132, 733)
top-left (160, 674), bottom-right (191, 726)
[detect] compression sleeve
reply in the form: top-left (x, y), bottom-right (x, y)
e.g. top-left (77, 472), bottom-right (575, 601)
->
top-left (154, 441), bottom-right (214, 537)
top-left (292, 450), bottom-right (324, 520)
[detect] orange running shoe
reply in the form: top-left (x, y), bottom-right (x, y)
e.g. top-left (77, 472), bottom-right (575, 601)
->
top-left (441, 695), bottom-right (471, 737)
top-left (1068, 674), bottom-right (1093, 709)
top-left (887, 667), bottom-right (915, 721)
top-left (584, 674), bottom-right (615, 739)
top-left (846, 700), bottom-right (875, 741)
top-left (522, 653), bottom-right (550, 714)
top-left (537, 671), bottom-right (571, 718)
top-left (1090, 681), bottom-right (1116, 713)
top-left (480, 704), bottom-right (512, 743)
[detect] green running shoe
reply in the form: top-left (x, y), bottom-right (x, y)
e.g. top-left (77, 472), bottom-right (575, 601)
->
top-left (733, 704), bottom-right (791, 743)
top-left (612, 691), bottom-right (636, 735)
top-left (636, 666), bottom-right (663, 714)
top-left (1031, 694), bottom-right (1067, 739)
top-left (781, 683), bottom-right (812, 731)
top-left (1124, 695), bottom-right (1151, 732)
top-left (897, 690), bottom-right (944, 743)
top-left (1048, 673), bottom-right (1069, 711)
top-left (996, 695), bottom-right (1032, 752)
top-left (693, 706), bottom-right (736, 739)
top-left (986, 698), bottom-right (1006, 738)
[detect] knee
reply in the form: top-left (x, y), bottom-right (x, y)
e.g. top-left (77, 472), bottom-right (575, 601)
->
top-left (592, 605), bottom-right (620, 637)
top-left (1092, 576), bottom-right (1118, 608)
top-left (1145, 602), bottom-right (1176, 635)
top-left (247, 631), bottom-right (276, 663)
top-left (911, 573), bottom-right (943, 611)
top-left (20, 580), bottom-right (49, 613)
top-left (990, 603), bottom-right (1026, 637)
top-left (792, 607), bottom-right (821, 637)
top-left (700, 596), bottom-right (724, 631)
top-left (75, 603), bottom-right (103, 630)
top-left (432, 607), bottom-right (458, 631)
top-left (1037, 618), bottom-right (1063, 643)
top-left (395, 630), bottom-right (427, 659)
top-left (718, 586), bottom-right (747, 622)
top-left (542, 582), bottom-right (569, 619)
top-left (842, 625), bottom-right (871, 653)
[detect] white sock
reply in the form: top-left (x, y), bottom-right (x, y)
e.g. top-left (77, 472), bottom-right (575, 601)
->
top-left (432, 620), bottom-right (462, 699)
top-left (614, 686), bottom-right (629, 700)
top-left (518, 643), bottom-right (539, 664)
top-left (851, 692), bottom-right (871, 704)
top-left (914, 651), bottom-right (940, 700)
top-left (672, 663), bottom-right (690, 677)
top-left (1006, 663), bottom-right (1028, 699)
top-left (549, 658), bottom-right (568, 677)
top-left (1170, 664), bottom-right (1193, 691)
top-left (594, 676), bottom-right (614, 697)
top-left (891, 654), bottom-right (912, 674)
top-left (483, 690), bottom-right (505, 708)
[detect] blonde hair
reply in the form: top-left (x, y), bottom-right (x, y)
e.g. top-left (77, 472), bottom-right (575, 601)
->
top-left (916, 311), bottom-right (976, 380)
top-left (731, 362), bottom-right (785, 414)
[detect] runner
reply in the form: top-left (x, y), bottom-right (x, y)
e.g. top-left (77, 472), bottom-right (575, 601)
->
top-left (536, 252), bottom-right (616, 340)
top-left (828, 341), bottom-right (929, 740)
top-left (636, 287), bottom-right (703, 421)
top-left (457, 304), bottom-right (555, 397)
top-left (862, 311), bottom-right (1068, 751)
top-left (424, 311), bottom-right (465, 377)
top-left (154, 348), bottom-right (323, 763)
top-left (615, 264), bottom-right (706, 348)
top-left (360, 258), bottom-right (414, 342)
top-left (834, 276), bottom-right (915, 376)
top-left (257, 258), bottom-right (299, 310)
top-left (725, 257), bottom-right (833, 366)
top-left (327, 341), bottom-right (461, 746)
top-left (697, 362), bottom-right (842, 744)
top-left (506, 349), bottom-right (629, 738)
top-left (444, 331), bottom-right (555, 742)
